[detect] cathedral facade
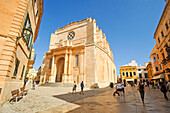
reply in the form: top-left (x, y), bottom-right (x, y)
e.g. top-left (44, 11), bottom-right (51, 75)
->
top-left (40, 18), bottom-right (117, 87)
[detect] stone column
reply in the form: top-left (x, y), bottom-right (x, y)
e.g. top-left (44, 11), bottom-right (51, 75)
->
top-left (50, 55), bottom-right (55, 82)
top-left (68, 50), bottom-right (72, 82)
top-left (79, 52), bottom-right (84, 82)
top-left (53, 56), bottom-right (57, 82)
top-left (63, 52), bottom-right (68, 83)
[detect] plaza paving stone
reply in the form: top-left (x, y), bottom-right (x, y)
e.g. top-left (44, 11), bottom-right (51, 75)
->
top-left (0, 85), bottom-right (170, 113)
top-left (40, 86), bottom-right (170, 113)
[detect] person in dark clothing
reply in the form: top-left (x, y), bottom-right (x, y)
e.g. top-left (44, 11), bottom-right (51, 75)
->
top-left (80, 81), bottom-right (84, 95)
top-left (152, 81), bottom-right (155, 89)
top-left (138, 81), bottom-right (145, 104)
top-left (160, 81), bottom-right (168, 100)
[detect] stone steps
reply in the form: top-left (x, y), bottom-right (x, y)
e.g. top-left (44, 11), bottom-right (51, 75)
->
top-left (40, 83), bottom-right (73, 87)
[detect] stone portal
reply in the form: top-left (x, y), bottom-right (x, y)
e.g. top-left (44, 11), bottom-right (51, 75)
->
top-left (56, 58), bottom-right (64, 82)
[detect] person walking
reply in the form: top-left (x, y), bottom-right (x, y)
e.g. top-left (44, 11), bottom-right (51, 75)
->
top-left (23, 78), bottom-right (27, 89)
top-left (72, 81), bottom-right (77, 93)
top-left (167, 80), bottom-right (170, 92)
top-left (152, 81), bottom-right (155, 89)
top-left (160, 80), bottom-right (168, 100)
top-left (80, 81), bottom-right (84, 95)
top-left (147, 81), bottom-right (150, 90)
top-left (122, 81), bottom-right (125, 95)
top-left (138, 81), bottom-right (145, 104)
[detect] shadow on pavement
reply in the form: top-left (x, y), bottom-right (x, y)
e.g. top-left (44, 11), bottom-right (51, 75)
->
top-left (52, 87), bottom-right (114, 103)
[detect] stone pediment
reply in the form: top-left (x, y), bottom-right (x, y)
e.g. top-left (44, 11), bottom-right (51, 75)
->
top-left (55, 17), bottom-right (92, 33)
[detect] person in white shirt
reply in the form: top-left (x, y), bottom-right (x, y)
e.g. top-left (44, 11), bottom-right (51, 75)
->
top-left (113, 80), bottom-right (122, 96)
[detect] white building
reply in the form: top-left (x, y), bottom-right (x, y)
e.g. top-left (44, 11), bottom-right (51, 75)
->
top-left (137, 63), bottom-right (149, 82)
top-left (123, 60), bottom-right (138, 66)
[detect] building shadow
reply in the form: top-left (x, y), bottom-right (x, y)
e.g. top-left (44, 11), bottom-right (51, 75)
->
top-left (52, 87), bottom-right (113, 103)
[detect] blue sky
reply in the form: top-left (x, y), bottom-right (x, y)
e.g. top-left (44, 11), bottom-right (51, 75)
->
top-left (34, 0), bottom-right (166, 74)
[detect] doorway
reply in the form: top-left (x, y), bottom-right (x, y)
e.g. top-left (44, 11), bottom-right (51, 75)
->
top-left (56, 57), bottom-right (64, 82)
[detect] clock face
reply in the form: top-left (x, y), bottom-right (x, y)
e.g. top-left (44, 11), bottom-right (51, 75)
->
top-left (67, 31), bottom-right (75, 40)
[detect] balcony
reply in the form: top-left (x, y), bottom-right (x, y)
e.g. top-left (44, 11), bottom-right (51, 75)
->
top-left (27, 54), bottom-right (36, 69)
top-left (50, 39), bottom-right (86, 50)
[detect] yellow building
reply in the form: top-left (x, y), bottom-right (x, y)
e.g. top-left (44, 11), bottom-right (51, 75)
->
top-left (120, 60), bottom-right (138, 84)
top-left (120, 66), bottom-right (138, 84)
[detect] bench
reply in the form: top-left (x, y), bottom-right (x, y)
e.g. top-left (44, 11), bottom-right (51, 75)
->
top-left (20, 87), bottom-right (28, 96)
top-left (9, 89), bottom-right (23, 103)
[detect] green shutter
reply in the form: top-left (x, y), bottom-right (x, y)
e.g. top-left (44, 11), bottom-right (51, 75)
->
top-left (25, 70), bottom-right (28, 79)
top-left (13, 59), bottom-right (20, 76)
top-left (21, 65), bottom-right (25, 78)
top-left (28, 34), bottom-right (33, 49)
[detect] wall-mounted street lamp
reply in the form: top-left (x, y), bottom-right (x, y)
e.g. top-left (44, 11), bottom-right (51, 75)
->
top-left (17, 28), bottom-right (33, 41)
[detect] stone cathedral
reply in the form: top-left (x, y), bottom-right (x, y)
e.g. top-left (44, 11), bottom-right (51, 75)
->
top-left (40, 18), bottom-right (117, 87)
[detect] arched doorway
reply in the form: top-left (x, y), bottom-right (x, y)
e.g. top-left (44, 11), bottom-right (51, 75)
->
top-left (56, 57), bottom-right (64, 82)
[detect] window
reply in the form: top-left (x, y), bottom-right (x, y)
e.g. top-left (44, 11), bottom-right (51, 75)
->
top-left (165, 23), bottom-right (169, 30)
top-left (157, 54), bottom-right (159, 59)
top-left (133, 72), bottom-right (136, 75)
top-left (34, 0), bottom-right (36, 3)
top-left (144, 73), bottom-right (148, 78)
top-left (49, 59), bottom-right (52, 69)
top-left (139, 73), bottom-right (142, 78)
top-left (13, 58), bottom-right (20, 76)
top-left (36, 10), bottom-right (38, 17)
top-left (158, 38), bottom-right (160, 43)
top-left (138, 69), bottom-right (141, 71)
top-left (21, 65), bottom-right (25, 78)
top-left (75, 55), bottom-right (79, 66)
top-left (159, 64), bottom-right (162, 70)
top-left (153, 56), bottom-right (157, 62)
top-left (126, 72), bottom-right (128, 77)
top-left (162, 53), bottom-right (165, 59)
top-left (133, 68), bottom-right (135, 70)
top-left (161, 31), bottom-right (164, 37)
top-left (144, 69), bottom-right (147, 71)
top-left (130, 72), bottom-right (132, 77)
top-left (123, 72), bottom-right (125, 76)
top-left (129, 68), bottom-right (131, 70)
top-left (122, 69), bottom-right (124, 71)
top-left (22, 13), bottom-right (33, 49)
top-left (155, 66), bottom-right (159, 71)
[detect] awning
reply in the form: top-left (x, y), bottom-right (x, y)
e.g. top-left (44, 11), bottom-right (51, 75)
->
top-left (152, 74), bottom-right (165, 79)
top-left (126, 79), bottom-right (134, 81)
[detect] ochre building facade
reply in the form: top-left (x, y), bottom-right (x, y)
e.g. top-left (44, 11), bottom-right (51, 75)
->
top-left (40, 18), bottom-right (117, 87)
top-left (0, 0), bottom-right (43, 105)
top-left (150, 0), bottom-right (170, 81)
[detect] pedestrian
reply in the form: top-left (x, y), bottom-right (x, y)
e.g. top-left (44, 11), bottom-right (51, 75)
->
top-left (72, 81), bottom-right (77, 93)
top-left (32, 80), bottom-right (35, 90)
top-left (80, 81), bottom-right (84, 95)
top-left (144, 81), bottom-right (147, 87)
top-left (138, 81), bottom-right (145, 104)
top-left (160, 80), bottom-right (168, 100)
top-left (147, 80), bottom-right (150, 90)
top-left (152, 81), bottom-right (155, 89)
top-left (114, 81), bottom-right (122, 96)
top-left (155, 82), bottom-right (159, 89)
top-left (23, 78), bottom-right (27, 89)
top-left (131, 82), bottom-right (133, 87)
top-left (167, 80), bottom-right (170, 92)
top-left (122, 81), bottom-right (125, 95)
